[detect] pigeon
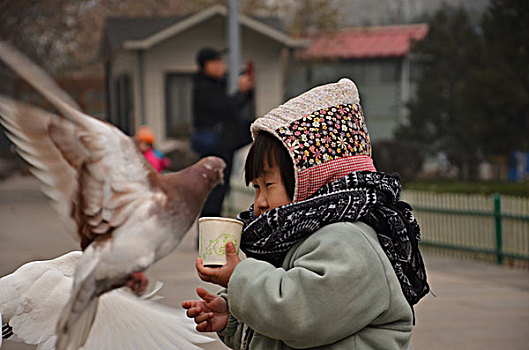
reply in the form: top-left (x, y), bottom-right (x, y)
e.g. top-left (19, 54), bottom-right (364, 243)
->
top-left (0, 41), bottom-right (226, 350)
top-left (0, 251), bottom-right (215, 350)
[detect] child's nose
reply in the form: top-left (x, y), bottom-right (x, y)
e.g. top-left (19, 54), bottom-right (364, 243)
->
top-left (256, 193), bottom-right (269, 213)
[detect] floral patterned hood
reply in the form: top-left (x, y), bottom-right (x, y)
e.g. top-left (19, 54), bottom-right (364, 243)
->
top-left (251, 78), bottom-right (376, 202)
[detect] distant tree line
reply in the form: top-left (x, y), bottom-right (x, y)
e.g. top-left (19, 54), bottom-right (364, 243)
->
top-left (396, 0), bottom-right (529, 181)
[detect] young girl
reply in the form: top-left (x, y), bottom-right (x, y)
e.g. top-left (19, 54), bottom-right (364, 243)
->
top-left (182, 78), bottom-right (429, 349)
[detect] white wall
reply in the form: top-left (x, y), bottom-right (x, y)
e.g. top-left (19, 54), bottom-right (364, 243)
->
top-left (137, 14), bottom-right (286, 144)
top-left (242, 25), bottom-right (285, 117)
top-left (143, 16), bottom-right (226, 144)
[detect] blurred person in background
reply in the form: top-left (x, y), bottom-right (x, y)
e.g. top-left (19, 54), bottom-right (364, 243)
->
top-left (190, 46), bottom-right (254, 218)
top-left (134, 125), bottom-right (171, 173)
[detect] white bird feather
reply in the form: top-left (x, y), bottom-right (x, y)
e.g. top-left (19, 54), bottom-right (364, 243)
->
top-left (0, 251), bottom-right (215, 350)
top-left (0, 41), bottom-right (226, 350)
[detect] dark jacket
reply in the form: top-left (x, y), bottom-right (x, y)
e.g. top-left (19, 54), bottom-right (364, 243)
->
top-left (191, 72), bottom-right (252, 154)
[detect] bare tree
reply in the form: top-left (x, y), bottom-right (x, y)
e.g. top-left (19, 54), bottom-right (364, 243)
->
top-left (277, 0), bottom-right (345, 35)
top-left (0, 0), bottom-right (345, 78)
top-left (0, 0), bottom-right (191, 76)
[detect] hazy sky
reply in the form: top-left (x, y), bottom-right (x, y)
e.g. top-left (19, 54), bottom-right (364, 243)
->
top-left (340, 0), bottom-right (490, 26)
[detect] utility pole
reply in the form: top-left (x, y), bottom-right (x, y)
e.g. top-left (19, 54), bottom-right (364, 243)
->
top-left (227, 0), bottom-right (241, 95)
top-left (372, 0), bottom-right (380, 25)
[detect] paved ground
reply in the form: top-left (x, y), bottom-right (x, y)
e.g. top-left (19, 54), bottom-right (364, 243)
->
top-left (1, 175), bottom-right (528, 349)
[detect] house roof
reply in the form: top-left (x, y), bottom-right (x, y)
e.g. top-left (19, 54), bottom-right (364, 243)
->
top-left (298, 23), bottom-right (428, 60)
top-left (103, 16), bottom-right (185, 53)
top-left (102, 5), bottom-right (306, 53)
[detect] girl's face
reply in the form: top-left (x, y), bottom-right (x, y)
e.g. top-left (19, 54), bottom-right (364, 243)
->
top-left (252, 156), bottom-right (292, 217)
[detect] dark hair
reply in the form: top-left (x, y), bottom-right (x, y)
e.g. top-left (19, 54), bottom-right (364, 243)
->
top-left (245, 131), bottom-right (295, 200)
top-left (196, 47), bottom-right (223, 69)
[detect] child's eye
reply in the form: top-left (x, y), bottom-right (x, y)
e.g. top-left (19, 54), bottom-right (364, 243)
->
top-left (253, 184), bottom-right (260, 189)
top-left (266, 183), bottom-right (273, 187)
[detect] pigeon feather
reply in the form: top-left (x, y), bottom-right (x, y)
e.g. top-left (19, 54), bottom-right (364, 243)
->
top-left (0, 251), bottom-right (214, 350)
top-left (0, 41), bottom-right (225, 350)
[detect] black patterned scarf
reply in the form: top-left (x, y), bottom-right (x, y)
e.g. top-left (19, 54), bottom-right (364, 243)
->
top-left (237, 171), bottom-right (429, 307)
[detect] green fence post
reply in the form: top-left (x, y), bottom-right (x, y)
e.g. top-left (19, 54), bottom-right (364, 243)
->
top-left (493, 193), bottom-right (503, 265)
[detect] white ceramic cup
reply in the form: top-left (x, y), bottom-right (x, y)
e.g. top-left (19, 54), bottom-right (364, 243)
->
top-left (198, 217), bottom-right (243, 266)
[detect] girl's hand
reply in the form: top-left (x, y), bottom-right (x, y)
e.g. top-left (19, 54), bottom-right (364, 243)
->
top-left (182, 287), bottom-right (229, 332)
top-left (196, 242), bottom-right (240, 287)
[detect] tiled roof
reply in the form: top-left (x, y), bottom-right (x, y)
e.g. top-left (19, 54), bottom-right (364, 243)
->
top-left (298, 23), bottom-right (428, 60)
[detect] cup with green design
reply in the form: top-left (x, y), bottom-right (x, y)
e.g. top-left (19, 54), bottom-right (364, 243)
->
top-left (198, 217), bottom-right (243, 267)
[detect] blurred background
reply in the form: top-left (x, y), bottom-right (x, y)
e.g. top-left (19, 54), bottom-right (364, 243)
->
top-left (0, 0), bottom-right (527, 271)
top-left (0, 1), bottom-right (528, 349)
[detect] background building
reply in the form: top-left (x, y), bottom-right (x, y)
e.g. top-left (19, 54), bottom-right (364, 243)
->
top-left (289, 24), bottom-right (428, 141)
top-left (100, 5), bottom-right (305, 150)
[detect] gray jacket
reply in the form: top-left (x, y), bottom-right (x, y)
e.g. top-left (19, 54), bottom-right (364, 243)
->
top-left (219, 221), bottom-right (414, 349)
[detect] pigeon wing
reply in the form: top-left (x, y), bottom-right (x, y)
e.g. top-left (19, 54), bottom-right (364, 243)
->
top-left (0, 41), bottom-right (162, 248)
top-left (0, 41), bottom-right (81, 112)
top-left (10, 277), bottom-right (214, 350)
top-left (0, 97), bottom-right (78, 236)
top-left (9, 269), bottom-right (72, 348)
top-left (0, 95), bottom-right (158, 248)
top-left (1, 251), bottom-right (214, 350)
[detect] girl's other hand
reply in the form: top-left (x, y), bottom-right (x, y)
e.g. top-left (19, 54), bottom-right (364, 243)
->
top-left (196, 242), bottom-right (240, 287)
top-left (182, 287), bottom-right (229, 332)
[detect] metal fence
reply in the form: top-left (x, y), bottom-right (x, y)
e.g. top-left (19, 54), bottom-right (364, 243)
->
top-left (225, 186), bottom-right (529, 266)
top-left (402, 191), bottom-right (529, 265)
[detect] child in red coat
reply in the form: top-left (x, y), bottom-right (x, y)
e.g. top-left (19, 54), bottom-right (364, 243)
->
top-left (134, 126), bottom-right (170, 173)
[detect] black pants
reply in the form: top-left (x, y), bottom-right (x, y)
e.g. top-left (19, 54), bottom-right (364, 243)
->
top-left (200, 151), bottom-right (233, 217)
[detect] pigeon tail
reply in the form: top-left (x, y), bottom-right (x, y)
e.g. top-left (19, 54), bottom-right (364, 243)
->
top-left (55, 298), bottom-right (98, 350)
top-left (55, 249), bottom-right (101, 350)
top-left (85, 290), bottom-right (215, 350)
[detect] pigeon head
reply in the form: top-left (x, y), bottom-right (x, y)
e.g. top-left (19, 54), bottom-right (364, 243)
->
top-left (160, 156), bottom-right (226, 214)
top-left (197, 156), bottom-right (226, 188)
